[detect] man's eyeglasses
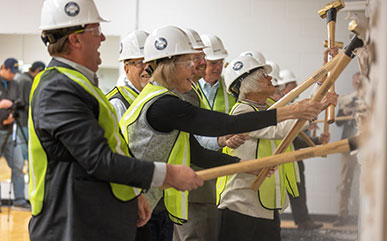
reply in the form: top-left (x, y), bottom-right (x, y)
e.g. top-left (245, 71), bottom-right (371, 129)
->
top-left (193, 55), bottom-right (206, 62)
top-left (125, 59), bottom-right (147, 68)
top-left (73, 26), bottom-right (102, 37)
top-left (175, 59), bottom-right (194, 69)
top-left (208, 59), bottom-right (224, 66)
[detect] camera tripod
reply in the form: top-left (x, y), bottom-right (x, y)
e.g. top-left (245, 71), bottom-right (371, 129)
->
top-left (0, 116), bottom-right (28, 221)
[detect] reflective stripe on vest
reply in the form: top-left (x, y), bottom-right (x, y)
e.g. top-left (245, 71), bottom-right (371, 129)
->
top-left (198, 77), bottom-right (236, 113)
top-left (265, 97), bottom-right (300, 197)
top-left (120, 83), bottom-right (190, 224)
top-left (106, 85), bottom-right (138, 108)
top-left (28, 67), bottom-right (140, 216)
top-left (191, 83), bottom-right (205, 108)
top-left (216, 101), bottom-right (299, 210)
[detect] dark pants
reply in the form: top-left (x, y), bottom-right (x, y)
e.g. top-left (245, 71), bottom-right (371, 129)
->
top-left (149, 210), bottom-right (173, 241)
top-left (135, 224), bottom-right (152, 241)
top-left (288, 160), bottom-right (311, 225)
top-left (218, 208), bottom-right (281, 241)
top-left (338, 153), bottom-right (358, 216)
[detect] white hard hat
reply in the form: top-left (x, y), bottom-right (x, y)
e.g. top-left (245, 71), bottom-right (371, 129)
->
top-left (224, 55), bottom-right (272, 96)
top-left (200, 34), bottom-right (228, 61)
top-left (143, 26), bottom-right (200, 63)
top-left (240, 50), bottom-right (266, 66)
top-left (266, 60), bottom-right (281, 86)
top-left (40, 0), bottom-right (108, 31)
top-left (279, 69), bottom-right (297, 85)
top-left (119, 30), bottom-right (149, 61)
top-left (182, 28), bottom-right (208, 50)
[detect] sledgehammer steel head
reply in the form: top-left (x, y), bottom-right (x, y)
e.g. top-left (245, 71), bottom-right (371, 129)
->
top-left (318, 0), bottom-right (345, 19)
top-left (344, 35), bottom-right (364, 58)
top-left (324, 40), bottom-right (344, 49)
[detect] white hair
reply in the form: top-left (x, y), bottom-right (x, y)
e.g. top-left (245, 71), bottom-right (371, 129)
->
top-left (238, 68), bottom-right (267, 100)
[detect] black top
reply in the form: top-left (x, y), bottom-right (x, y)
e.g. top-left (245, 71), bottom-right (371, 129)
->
top-left (0, 76), bottom-right (19, 130)
top-left (15, 72), bottom-right (34, 126)
top-left (146, 95), bottom-right (278, 168)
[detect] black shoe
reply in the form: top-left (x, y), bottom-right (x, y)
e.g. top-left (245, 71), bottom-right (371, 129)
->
top-left (12, 199), bottom-right (31, 211)
top-left (297, 220), bottom-right (323, 230)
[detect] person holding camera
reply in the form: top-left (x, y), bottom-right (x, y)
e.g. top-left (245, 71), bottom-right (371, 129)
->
top-left (0, 57), bottom-right (30, 210)
top-left (14, 61), bottom-right (46, 162)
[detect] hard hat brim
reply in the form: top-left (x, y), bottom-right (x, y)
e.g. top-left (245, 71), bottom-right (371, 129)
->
top-left (40, 17), bottom-right (109, 31)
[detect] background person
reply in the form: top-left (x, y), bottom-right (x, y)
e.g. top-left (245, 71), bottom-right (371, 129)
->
top-left (107, 30), bottom-right (150, 120)
top-left (173, 28), bottom-right (248, 241)
top-left (198, 34), bottom-right (236, 114)
top-left (279, 69), bottom-right (324, 230)
top-left (0, 57), bottom-right (30, 210)
top-left (15, 61), bottom-right (46, 162)
top-left (333, 72), bottom-right (360, 226)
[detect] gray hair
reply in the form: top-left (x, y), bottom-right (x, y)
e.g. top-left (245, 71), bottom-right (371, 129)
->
top-left (238, 68), bottom-right (267, 100)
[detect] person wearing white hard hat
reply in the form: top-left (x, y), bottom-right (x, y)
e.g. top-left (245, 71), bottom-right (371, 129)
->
top-left (198, 34), bottom-right (236, 114)
top-left (29, 2), bottom-right (204, 241)
top-left (105, 30), bottom-right (154, 241)
top-left (217, 56), bottom-right (337, 241)
top-left (279, 69), bottom-right (298, 96)
top-left (106, 30), bottom-right (150, 120)
top-left (172, 29), bottom-right (247, 241)
top-left (119, 25), bottom-right (326, 236)
top-left (240, 50), bottom-right (267, 65)
top-left (265, 60), bottom-right (284, 102)
top-left (277, 69), bottom-right (327, 230)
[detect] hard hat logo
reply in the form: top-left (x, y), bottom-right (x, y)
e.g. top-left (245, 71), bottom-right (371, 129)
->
top-left (154, 37), bottom-right (168, 51)
top-left (233, 61), bottom-right (244, 71)
top-left (64, 2), bottom-right (80, 17)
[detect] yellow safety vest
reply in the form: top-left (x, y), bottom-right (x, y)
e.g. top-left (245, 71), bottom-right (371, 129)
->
top-left (120, 83), bottom-right (190, 224)
top-left (198, 77), bottom-right (236, 113)
top-left (191, 83), bottom-right (205, 108)
top-left (216, 101), bottom-right (299, 210)
top-left (28, 67), bottom-right (141, 216)
top-left (265, 97), bottom-right (300, 196)
top-left (106, 85), bottom-right (138, 109)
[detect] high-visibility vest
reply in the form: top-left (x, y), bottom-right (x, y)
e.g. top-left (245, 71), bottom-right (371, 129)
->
top-left (28, 67), bottom-right (141, 216)
top-left (198, 77), bottom-right (236, 113)
top-left (106, 85), bottom-right (138, 109)
top-left (191, 83), bottom-right (205, 108)
top-left (216, 101), bottom-right (299, 210)
top-left (120, 83), bottom-right (190, 224)
top-left (265, 97), bottom-right (301, 195)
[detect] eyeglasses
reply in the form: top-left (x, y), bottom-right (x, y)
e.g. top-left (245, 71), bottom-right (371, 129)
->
top-left (208, 59), bottom-right (224, 66)
top-left (73, 26), bottom-right (102, 37)
top-left (193, 55), bottom-right (206, 62)
top-left (126, 59), bottom-right (147, 68)
top-left (175, 59), bottom-right (194, 69)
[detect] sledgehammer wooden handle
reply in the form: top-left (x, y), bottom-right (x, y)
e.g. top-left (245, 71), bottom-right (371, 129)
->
top-left (159, 138), bottom-right (358, 189)
top-left (267, 51), bottom-right (343, 110)
top-left (197, 137), bottom-right (357, 181)
top-left (250, 37), bottom-right (362, 191)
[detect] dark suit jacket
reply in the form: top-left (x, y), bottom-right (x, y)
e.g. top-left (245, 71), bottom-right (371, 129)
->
top-left (29, 59), bottom-right (154, 241)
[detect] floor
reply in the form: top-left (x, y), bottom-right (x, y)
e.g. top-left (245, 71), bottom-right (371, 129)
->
top-left (281, 220), bottom-right (358, 241)
top-left (0, 207), bottom-right (30, 241)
